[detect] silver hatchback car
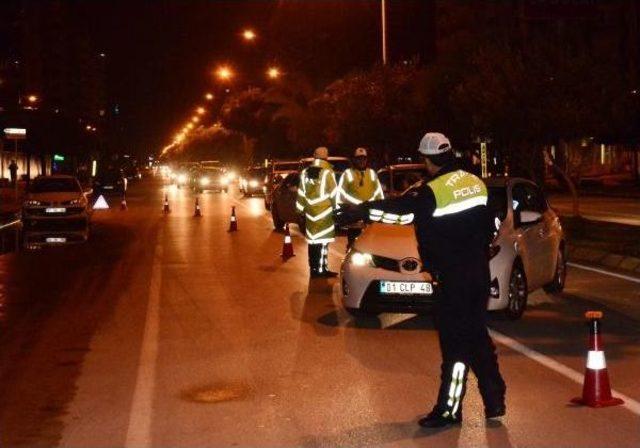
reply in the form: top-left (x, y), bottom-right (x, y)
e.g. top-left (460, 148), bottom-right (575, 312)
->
top-left (340, 177), bottom-right (566, 320)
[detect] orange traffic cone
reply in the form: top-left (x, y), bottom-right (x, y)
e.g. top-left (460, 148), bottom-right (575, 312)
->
top-left (571, 311), bottom-right (624, 408)
top-left (120, 193), bottom-right (127, 210)
top-left (228, 206), bottom-right (238, 232)
top-left (163, 193), bottom-right (170, 214)
top-left (194, 196), bottom-right (202, 217)
top-left (281, 223), bottom-right (295, 260)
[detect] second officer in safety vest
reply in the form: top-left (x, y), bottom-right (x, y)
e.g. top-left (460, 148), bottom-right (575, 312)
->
top-left (336, 132), bottom-right (506, 428)
top-left (337, 147), bottom-right (384, 248)
top-left (296, 147), bottom-right (339, 278)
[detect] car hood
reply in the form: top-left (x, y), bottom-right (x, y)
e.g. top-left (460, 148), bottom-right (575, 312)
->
top-left (27, 192), bottom-right (82, 203)
top-left (353, 223), bottom-right (419, 260)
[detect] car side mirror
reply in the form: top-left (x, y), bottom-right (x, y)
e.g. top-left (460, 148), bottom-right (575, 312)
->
top-left (519, 210), bottom-right (543, 226)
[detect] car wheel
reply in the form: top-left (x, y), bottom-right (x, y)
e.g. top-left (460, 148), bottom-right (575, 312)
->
top-left (544, 246), bottom-right (566, 294)
top-left (504, 262), bottom-right (528, 320)
top-left (272, 208), bottom-right (284, 231)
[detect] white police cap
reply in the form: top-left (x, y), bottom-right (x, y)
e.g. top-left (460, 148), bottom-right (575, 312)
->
top-left (418, 132), bottom-right (451, 156)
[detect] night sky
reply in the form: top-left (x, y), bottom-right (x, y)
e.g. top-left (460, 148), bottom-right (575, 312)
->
top-left (77, 0), bottom-right (412, 155)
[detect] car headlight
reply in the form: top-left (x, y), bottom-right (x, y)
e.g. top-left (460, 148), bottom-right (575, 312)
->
top-left (177, 174), bottom-right (187, 183)
top-left (249, 179), bottom-right (259, 188)
top-left (64, 198), bottom-right (84, 205)
top-left (220, 177), bottom-right (229, 185)
top-left (226, 171), bottom-right (236, 180)
top-left (200, 177), bottom-right (210, 186)
top-left (349, 251), bottom-right (375, 267)
top-left (24, 200), bottom-right (42, 206)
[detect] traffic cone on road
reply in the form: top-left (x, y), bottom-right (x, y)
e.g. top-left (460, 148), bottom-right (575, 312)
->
top-left (163, 193), bottom-right (170, 214)
top-left (120, 193), bottom-right (127, 210)
top-left (194, 196), bottom-right (202, 217)
top-left (571, 311), bottom-right (624, 408)
top-left (281, 223), bottom-right (295, 260)
top-left (228, 206), bottom-right (238, 232)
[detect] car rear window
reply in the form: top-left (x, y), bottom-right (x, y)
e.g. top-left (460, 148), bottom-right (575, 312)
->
top-left (31, 178), bottom-right (80, 193)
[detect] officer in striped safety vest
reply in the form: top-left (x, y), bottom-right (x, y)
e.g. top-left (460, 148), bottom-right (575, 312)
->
top-left (296, 147), bottom-right (339, 278)
top-left (337, 147), bottom-right (384, 249)
top-left (335, 132), bottom-right (505, 428)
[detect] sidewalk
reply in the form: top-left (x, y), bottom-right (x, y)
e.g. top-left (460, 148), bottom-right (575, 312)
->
top-left (564, 216), bottom-right (640, 276)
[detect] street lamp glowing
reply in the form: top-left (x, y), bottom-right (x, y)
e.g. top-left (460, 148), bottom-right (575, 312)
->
top-left (267, 67), bottom-right (281, 79)
top-left (216, 66), bottom-right (233, 81)
top-left (192, 116), bottom-right (200, 123)
top-left (196, 107), bottom-right (206, 115)
top-left (205, 93), bottom-right (214, 101)
top-left (27, 94), bottom-right (38, 103)
top-left (242, 29), bottom-right (256, 41)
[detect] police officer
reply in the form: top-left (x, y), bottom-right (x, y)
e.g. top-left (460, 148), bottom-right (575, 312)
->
top-left (337, 147), bottom-right (384, 249)
top-left (296, 147), bottom-right (338, 278)
top-left (336, 132), bottom-right (505, 428)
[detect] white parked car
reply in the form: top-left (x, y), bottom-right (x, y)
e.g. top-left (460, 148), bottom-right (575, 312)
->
top-left (340, 177), bottom-right (566, 320)
top-left (22, 175), bottom-right (91, 248)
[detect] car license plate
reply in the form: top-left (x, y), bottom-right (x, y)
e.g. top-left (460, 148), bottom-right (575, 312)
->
top-left (379, 281), bottom-right (433, 295)
top-left (45, 207), bottom-right (66, 213)
top-left (46, 237), bottom-right (67, 243)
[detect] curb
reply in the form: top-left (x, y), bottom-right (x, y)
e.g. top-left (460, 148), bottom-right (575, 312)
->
top-left (568, 244), bottom-right (640, 275)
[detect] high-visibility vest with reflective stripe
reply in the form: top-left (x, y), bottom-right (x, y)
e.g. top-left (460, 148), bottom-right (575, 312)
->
top-left (427, 169), bottom-right (487, 217)
top-left (337, 168), bottom-right (384, 206)
top-left (296, 159), bottom-right (337, 244)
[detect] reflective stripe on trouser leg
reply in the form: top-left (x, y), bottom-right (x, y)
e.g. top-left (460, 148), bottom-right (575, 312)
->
top-left (322, 244), bottom-right (329, 272)
top-left (318, 244), bottom-right (325, 273)
top-left (442, 362), bottom-right (466, 418)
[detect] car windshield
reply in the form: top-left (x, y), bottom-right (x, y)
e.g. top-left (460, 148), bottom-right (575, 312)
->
top-left (248, 168), bottom-right (267, 178)
top-left (488, 186), bottom-right (508, 221)
top-left (97, 169), bottom-right (121, 182)
top-left (329, 159), bottom-right (350, 174)
top-left (31, 178), bottom-right (80, 193)
top-left (273, 162), bottom-right (299, 172)
top-left (392, 169), bottom-right (428, 193)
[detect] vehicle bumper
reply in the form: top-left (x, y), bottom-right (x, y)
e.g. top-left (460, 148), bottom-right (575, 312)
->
top-left (340, 262), bottom-right (438, 313)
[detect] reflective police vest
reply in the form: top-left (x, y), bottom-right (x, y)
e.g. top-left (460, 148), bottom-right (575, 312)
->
top-left (295, 159), bottom-right (338, 244)
top-left (337, 168), bottom-right (384, 206)
top-left (368, 169), bottom-right (487, 225)
top-left (427, 169), bottom-right (488, 217)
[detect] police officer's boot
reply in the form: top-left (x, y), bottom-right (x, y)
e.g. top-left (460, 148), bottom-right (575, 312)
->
top-left (418, 407), bottom-right (462, 428)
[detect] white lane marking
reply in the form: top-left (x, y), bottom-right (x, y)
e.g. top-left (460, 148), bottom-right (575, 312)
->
top-left (489, 329), bottom-right (640, 416)
top-left (124, 235), bottom-right (162, 447)
top-left (568, 262), bottom-right (640, 284)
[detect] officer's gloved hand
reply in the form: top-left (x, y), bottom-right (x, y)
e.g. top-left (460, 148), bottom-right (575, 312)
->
top-left (334, 204), bottom-right (366, 226)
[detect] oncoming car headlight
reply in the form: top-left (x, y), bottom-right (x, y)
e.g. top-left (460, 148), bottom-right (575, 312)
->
top-left (177, 173), bottom-right (187, 184)
top-left (220, 177), bottom-right (229, 185)
top-left (200, 177), bottom-right (210, 186)
top-left (349, 251), bottom-right (375, 267)
top-left (249, 179), bottom-right (259, 188)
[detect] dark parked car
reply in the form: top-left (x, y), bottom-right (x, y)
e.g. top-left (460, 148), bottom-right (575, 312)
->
top-left (93, 168), bottom-right (127, 196)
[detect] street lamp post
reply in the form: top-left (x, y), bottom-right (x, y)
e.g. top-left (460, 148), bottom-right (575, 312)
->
top-left (381, 0), bottom-right (387, 65)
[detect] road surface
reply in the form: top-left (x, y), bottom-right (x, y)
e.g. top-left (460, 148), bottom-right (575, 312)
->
top-left (1, 179), bottom-right (639, 447)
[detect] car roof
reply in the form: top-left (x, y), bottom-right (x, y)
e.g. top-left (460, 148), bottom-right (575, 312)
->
top-left (36, 175), bottom-right (77, 180)
top-left (382, 164), bottom-right (426, 171)
top-left (300, 156), bottom-right (349, 162)
top-left (485, 176), bottom-right (536, 188)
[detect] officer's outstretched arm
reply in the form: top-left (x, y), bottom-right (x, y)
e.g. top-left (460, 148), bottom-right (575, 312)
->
top-left (364, 186), bottom-right (434, 225)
